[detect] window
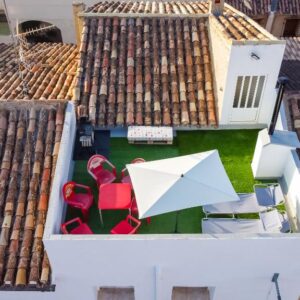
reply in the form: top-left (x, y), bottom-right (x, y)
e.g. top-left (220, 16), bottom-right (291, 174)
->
top-left (0, 11), bottom-right (9, 36)
top-left (283, 19), bottom-right (300, 37)
top-left (98, 287), bottom-right (135, 300)
top-left (233, 76), bottom-right (265, 109)
top-left (172, 287), bottom-right (211, 300)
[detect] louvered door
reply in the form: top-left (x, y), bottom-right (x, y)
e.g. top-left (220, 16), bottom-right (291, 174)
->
top-left (231, 75), bottom-right (266, 123)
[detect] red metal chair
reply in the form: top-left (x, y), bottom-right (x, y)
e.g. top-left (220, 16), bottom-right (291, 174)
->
top-left (61, 217), bottom-right (93, 234)
top-left (131, 197), bottom-right (151, 224)
top-left (62, 181), bottom-right (93, 221)
top-left (110, 215), bottom-right (141, 234)
top-left (121, 158), bottom-right (145, 186)
top-left (87, 154), bottom-right (117, 186)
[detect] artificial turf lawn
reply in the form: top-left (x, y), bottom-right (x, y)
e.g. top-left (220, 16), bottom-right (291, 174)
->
top-left (66, 129), bottom-right (261, 234)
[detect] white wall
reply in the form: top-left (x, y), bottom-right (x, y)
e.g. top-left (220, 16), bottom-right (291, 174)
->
top-left (220, 42), bottom-right (286, 126)
top-left (42, 234), bottom-right (300, 300)
top-left (283, 150), bottom-right (300, 228)
top-left (2, 0), bottom-right (97, 43)
top-left (44, 102), bottom-right (76, 237)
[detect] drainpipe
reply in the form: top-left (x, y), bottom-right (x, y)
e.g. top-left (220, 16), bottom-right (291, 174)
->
top-left (266, 0), bottom-right (279, 33)
top-left (72, 1), bottom-right (85, 47)
top-left (209, 0), bottom-right (224, 16)
top-left (268, 76), bottom-right (289, 136)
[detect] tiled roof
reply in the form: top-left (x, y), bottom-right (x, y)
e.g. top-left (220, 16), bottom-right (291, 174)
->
top-left (212, 11), bottom-right (269, 40)
top-left (85, 0), bottom-right (210, 14)
top-left (283, 37), bottom-right (300, 60)
top-left (280, 37), bottom-right (300, 91)
top-left (0, 103), bottom-right (65, 289)
top-left (82, 1), bottom-right (271, 41)
top-left (287, 97), bottom-right (300, 157)
top-left (226, 0), bottom-right (300, 16)
top-left (74, 17), bottom-right (217, 127)
top-left (0, 43), bottom-right (78, 101)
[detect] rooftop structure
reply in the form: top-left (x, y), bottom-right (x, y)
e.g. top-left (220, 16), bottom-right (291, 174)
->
top-left (226, 0), bottom-right (300, 17)
top-left (0, 1), bottom-right (299, 299)
top-left (226, 0), bottom-right (300, 37)
top-left (73, 0), bottom-right (284, 128)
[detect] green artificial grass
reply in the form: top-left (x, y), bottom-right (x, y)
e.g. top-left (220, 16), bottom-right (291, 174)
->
top-left (66, 129), bottom-right (263, 234)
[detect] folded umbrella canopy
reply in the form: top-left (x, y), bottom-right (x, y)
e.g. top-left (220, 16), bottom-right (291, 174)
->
top-left (127, 150), bottom-right (239, 218)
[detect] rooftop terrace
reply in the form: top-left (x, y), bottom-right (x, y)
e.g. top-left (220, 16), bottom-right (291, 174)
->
top-left (65, 129), bottom-right (266, 234)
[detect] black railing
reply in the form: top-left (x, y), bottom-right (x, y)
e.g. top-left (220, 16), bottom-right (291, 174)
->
top-left (268, 77), bottom-right (289, 136)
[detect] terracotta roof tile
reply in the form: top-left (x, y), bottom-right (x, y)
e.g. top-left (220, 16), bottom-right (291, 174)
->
top-left (74, 17), bottom-right (217, 127)
top-left (280, 37), bottom-right (300, 91)
top-left (83, 1), bottom-right (271, 42)
top-left (0, 43), bottom-right (78, 101)
top-left (0, 102), bottom-right (65, 289)
top-left (214, 12), bottom-right (269, 40)
top-left (226, 0), bottom-right (300, 16)
top-left (85, 0), bottom-right (210, 14)
top-left (283, 37), bottom-right (300, 60)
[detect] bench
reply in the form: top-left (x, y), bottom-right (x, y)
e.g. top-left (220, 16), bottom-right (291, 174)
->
top-left (127, 126), bottom-right (173, 145)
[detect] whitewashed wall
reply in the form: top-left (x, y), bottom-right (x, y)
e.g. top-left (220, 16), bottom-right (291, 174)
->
top-left (282, 150), bottom-right (300, 227)
top-left (44, 102), bottom-right (76, 237)
top-left (219, 42), bottom-right (285, 126)
top-left (43, 234), bottom-right (300, 300)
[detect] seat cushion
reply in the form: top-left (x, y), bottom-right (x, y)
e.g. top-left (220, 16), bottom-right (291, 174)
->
top-left (96, 169), bottom-right (116, 185)
top-left (110, 220), bottom-right (134, 234)
top-left (71, 223), bottom-right (93, 234)
top-left (68, 193), bottom-right (93, 210)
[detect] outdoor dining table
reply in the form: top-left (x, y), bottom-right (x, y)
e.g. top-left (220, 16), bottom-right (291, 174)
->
top-left (98, 183), bottom-right (132, 225)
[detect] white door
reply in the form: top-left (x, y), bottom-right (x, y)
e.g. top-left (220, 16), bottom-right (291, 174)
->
top-left (231, 76), bottom-right (266, 123)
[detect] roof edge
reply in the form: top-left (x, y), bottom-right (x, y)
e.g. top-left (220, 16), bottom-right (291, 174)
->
top-left (79, 12), bottom-right (210, 18)
top-left (224, 3), bottom-right (279, 41)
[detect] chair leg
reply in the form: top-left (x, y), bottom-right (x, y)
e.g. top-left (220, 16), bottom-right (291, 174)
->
top-left (82, 209), bottom-right (89, 222)
top-left (99, 209), bottom-right (104, 226)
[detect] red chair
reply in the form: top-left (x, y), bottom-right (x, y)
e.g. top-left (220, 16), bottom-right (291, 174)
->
top-left (131, 197), bottom-right (151, 224)
top-left (61, 217), bottom-right (93, 234)
top-left (62, 181), bottom-right (93, 221)
top-left (110, 215), bottom-right (141, 234)
top-left (121, 158), bottom-right (145, 185)
top-left (87, 154), bottom-right (117, 186)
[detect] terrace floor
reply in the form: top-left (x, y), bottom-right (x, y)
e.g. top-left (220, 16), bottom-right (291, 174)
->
top-left (66, 130), bottom-right (262, 234)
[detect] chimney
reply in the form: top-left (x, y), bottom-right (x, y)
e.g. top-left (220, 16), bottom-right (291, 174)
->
top-left (72, 1), bottom-right (85, 47)
top-left (266, 0), bottom-right (279, 32)
top-left (209, 0), bottom-right (224, 16)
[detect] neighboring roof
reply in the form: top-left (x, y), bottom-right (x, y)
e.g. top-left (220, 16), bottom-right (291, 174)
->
top-left (74, 17), bottom-right (217, 127)
top-left (0, 43), bottom-right (78, 101)
top-left (286, 97), bottom-right (300, 157)
top-left (226, 0), bottom-right (300, 16)
top-left (85, 0), bottom-right (208, 14)
top-left (283, 37), bottom-right (300, 60)
top-left (280, 37), bottom-right (300, 91)
top-left (75, 0), bottom-right (275, 128)
top-left (85, 0), bottom-right (210, 14)
top-left (0, 102), bottom-right (65, 289)
top-left (82, 0), bottom-right (271, 41)
top-left (211, 10), bottom-right (270, 40)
